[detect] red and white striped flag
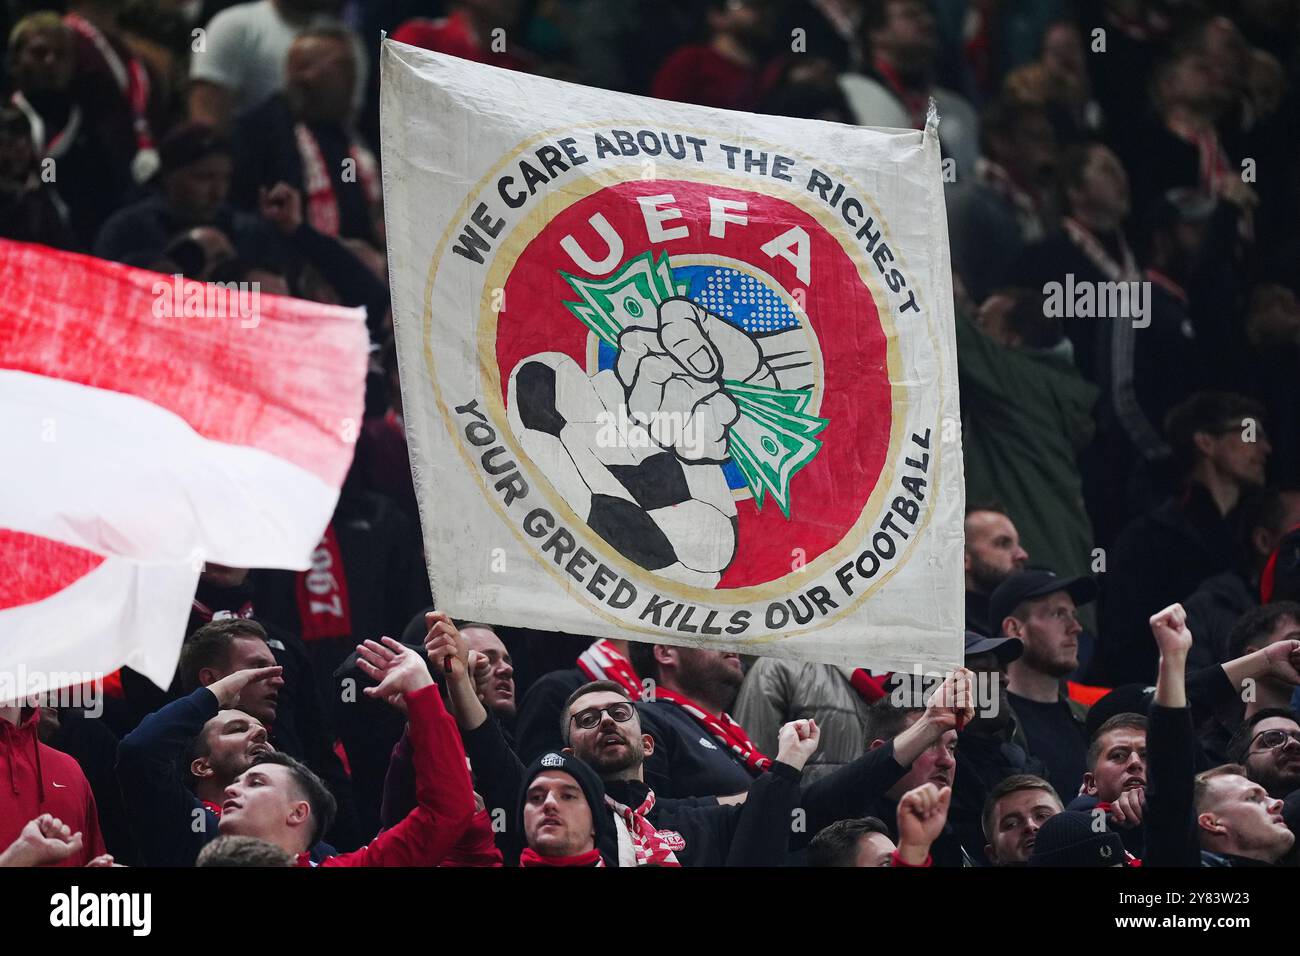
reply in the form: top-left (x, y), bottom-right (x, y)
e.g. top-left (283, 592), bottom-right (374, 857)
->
top-left (0, 239), bottom-right (369, 691)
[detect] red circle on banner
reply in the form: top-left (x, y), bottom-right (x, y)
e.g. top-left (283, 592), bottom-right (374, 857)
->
top-left (495, 179), bottom-right (891, 589)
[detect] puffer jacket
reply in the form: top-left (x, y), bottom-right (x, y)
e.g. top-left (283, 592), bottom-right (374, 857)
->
top-left (732, 659), bottom-right (870, 785)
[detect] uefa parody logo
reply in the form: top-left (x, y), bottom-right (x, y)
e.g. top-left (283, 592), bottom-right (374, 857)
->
top-left (426, 127), bottom-right (941, 638)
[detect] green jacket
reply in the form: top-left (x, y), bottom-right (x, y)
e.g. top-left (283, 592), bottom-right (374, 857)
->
top-left (956, 314), bottom-right (1099, 583)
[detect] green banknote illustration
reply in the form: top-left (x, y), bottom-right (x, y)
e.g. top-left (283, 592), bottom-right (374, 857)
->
top-left (561, 253), bottom-right (828, 517)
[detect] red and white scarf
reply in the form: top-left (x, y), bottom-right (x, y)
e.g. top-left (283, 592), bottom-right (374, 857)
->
top-left (64, 12), bottom-right (158, 184)
top-left (295, 123), bottom-right (381, 238)
top-left (519, 847), bottom-right (605, 867)
top-left (1166, 117), bottom-right (1230, 196)
top-left (652, 687), bottom-right (772, 773)
top-left (295, 522), bottom-right (353, 641)
top-left (191, 598), bottom-right (255, 623)
top-left (605, 791), bottom-right (682, 867)
top-left (1166, 116), bottom-right (1253, 242)
top-left (977, 158), bottom-right (1044, 242)
top-left (576, 639), bottom-right (643, 700)
top-left (9, 91), bottom-right (81, 160)
top-left (1063, 217), bottom-right (1140, 283)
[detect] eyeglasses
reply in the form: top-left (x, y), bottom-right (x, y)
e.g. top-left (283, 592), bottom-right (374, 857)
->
top-left (569, 702), bottom-right (635, 730)
top-left (1250, 729), bottom-right (1300, 752)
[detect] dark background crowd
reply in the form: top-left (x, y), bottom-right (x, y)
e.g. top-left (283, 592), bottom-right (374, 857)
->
top-left (3, 0), bottom-right (1300, 869)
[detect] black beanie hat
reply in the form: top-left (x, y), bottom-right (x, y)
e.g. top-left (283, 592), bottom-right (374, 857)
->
top-left (1028, 811), bottom-right (1127, 867)
top-left (517, 751), bottom-right (618, 865)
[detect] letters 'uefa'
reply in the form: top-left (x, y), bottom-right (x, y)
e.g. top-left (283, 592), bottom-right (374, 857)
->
top-left (382, 41), bottom-right (964, 672)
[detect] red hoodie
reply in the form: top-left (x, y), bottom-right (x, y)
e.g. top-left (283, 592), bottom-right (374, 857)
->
top-left (297, 685), bottom-right (476, 867)
top-left (0, 710), bottom-right (106, 866)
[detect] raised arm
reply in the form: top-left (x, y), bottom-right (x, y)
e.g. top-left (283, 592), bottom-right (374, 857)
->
top-left (894, 783), bottom-right (953, 867)
top-left (1144, 604), bottom-right (1201, 867)
top-left (425, 613), bottom-right (527, 860)
top-left (324, 638), bottom-right (474, 866)
top-left (116, 666), bottom-right (280, 866)
top-left (724, 720), bottom-right (819, 866)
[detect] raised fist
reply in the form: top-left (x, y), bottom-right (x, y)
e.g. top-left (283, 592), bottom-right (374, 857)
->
top-left (775, 718), bottom-right (821, 772)
top-left (896, 783), bottom-right (952, 860)
top-left (1149, 603), bottom-right (1193, 658)
top-left (615, 298), bottom-right (776, 462)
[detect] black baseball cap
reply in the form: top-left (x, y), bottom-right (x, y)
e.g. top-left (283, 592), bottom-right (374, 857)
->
top-left (988, 569), bottom-right (1098, 637)
top-left (963, 629), bottom-right (1022, 666)
top-left (1085, 683), bottom-right (1155, 740)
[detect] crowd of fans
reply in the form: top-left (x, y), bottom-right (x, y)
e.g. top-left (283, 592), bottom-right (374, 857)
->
top-left (3, 0), bottom-right (1300, 868)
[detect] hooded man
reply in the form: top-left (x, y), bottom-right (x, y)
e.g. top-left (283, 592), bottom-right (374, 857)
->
top-left (0, 700), bottom-right (107, 867)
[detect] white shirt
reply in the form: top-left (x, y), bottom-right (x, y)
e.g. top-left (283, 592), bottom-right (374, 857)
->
top-left (190, 0), bottom-right (367, 117)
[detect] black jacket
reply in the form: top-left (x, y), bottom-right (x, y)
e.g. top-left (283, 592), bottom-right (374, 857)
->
top-left (1094, 484), bottom-right (1236, 685)
top-left (1183, 570), bottom-right (1258, 672)
top-left (231, 94), bottom-right (376, 244)
top-left (514, 668), bottom-right (587, 763)
top-left (639, 699), bottom-right (759, 799)
top-left (950, 725), bottom-right (1045, 865)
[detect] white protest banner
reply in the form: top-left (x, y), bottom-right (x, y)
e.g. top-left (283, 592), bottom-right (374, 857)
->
top-left (382, 41), bottom-right (964, 671)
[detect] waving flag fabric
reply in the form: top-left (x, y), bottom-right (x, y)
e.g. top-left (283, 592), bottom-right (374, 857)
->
top-left (0, 239), bottom-right (369, 690)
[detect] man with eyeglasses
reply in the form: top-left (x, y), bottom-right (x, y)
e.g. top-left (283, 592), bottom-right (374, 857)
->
top-left (990, 568), bottom-right (1097, 801)
top-left (1229, 709), bottom-right (1300, 801)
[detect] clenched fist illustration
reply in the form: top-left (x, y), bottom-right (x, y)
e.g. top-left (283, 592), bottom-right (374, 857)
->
top-left (615, 298), bottom-right (777, 462)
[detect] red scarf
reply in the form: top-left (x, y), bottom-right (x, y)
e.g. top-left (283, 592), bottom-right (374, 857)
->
top-left (295, 522), bottom-right (353, 642)
top-left (1145, 268), bottom-right (1188, 306)
top-left (850, 669), bottom-right (889, 703)
top-left (64, 12), bottom-right (157, 183)
top-left (519, 847), bottom-right (604, 867)
top-left (605, 791), bottom-right (682, 867)
top-left (873, 57), bottom-right (929, 129)
top-left (576, 640), bottom-right (643, 700)
top-left (295, 123), bottom-right (381, 238)
top-left (652, 687), bottom-right (771, 773)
